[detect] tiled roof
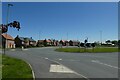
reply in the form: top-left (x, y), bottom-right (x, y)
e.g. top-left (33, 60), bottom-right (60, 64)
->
top-left (2, 33), bottom-right (14, 40)
top-left (38, 40), bottom-right (51, 43)
top-left (46, 40), bottom-right (51, 42)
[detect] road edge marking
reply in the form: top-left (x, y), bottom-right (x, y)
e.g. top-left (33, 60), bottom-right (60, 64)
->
top-left (27, 62), bottom-right (35, 80)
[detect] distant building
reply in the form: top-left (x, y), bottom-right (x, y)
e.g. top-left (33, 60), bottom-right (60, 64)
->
top-left (29, 37), bottom-right (37, 46)
top-left (15, 36), bottom-right (25, 48)
top-left (15, 35), bottom-right (36, 48)
top-left (69, 40), bottom-right (80, 46)
top-left (37, 40), bottom-right (44, 47)
top-left (37, 39), bottom-right (52, 46)
top-left (37, 39), bottom-right (59, 46)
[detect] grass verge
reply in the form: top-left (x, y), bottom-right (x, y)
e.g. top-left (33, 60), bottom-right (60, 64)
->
top-left (2, 55), bottom-right (33, 79)
top-left (55, 47), bottom-right (119, 53)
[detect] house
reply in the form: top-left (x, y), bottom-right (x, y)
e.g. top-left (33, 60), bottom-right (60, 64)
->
top-left (59, 40), bottom-right (68, 46)
top-left (15, 35), bottom-right (36, 48)
top-left (54, 40), bottom-right (59, 46)
top-left (37, 40), bottom-right (44, 47)
top-left (29, 37), bottom-right (36, 46)
top-left (2, 33), bottom-right (15, 48)
top-left (14, 35), bottom-right (25, 48)
top-left (69, 40), bottom-right (80, 46)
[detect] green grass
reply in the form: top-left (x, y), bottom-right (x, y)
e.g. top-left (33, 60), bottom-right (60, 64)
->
top-left (2, 55), bottom-right (33, 79)
top-left (0, 54), bottom-right (2, 79)
top-left (55, 47), bottom-right (119, 53)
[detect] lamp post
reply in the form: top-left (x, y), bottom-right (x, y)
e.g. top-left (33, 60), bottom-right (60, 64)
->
top-left (6, 4), bottom-right (13, 48)
top-left (100, 30), bottom-right (102, 46)
top-left (67, 32), bottom-right (68, 47)
top-left (4, 4), bottom-right (13, 55)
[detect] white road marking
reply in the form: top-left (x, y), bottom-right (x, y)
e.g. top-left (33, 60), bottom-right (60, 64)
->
top-left (91, 60), bottom-right (120, 69)
top-left (23, 49), bottom-right (28, 51)
top-left (46, 58), bottom-right (89, 80)
top-left (28, 63), bottom-right (35, 80)
top-left (45, 57), bottom-right (48, 59)
top-left (59, 58), bottom-right (62, 60)
top-left (50, 64), bottom-right (75, 73)
top-left (11, 49), bottom-right (16, 51)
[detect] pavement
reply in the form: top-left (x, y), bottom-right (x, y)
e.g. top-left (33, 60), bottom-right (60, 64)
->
top-left (1, 47), bottom-right (118, 79)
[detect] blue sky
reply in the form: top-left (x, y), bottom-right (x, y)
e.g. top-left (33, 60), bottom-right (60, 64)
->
top-left (2, 2), bottom-right (118, 43)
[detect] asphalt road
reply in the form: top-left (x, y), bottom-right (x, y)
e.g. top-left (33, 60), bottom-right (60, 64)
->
top-left (2, 47), bottom-right (118, 79)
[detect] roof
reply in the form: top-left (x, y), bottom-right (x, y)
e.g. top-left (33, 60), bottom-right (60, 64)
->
top-left (60, 40), bottom-right (65, 42)
top-left (46, 40), bottom-right (51, 42)
top-left (28, 38), bottom-right (36, 42)
top-left (19, 37), bottom-right (24, 41)
top-left (2, 33), bottom-right (14, 40)
top-left (16, 36), bottom-right (36, 42)
top-left (38, 40), bottom-right (51, 43)
top-left (69, 40), bottom-right (80, 42)
top-left (38, 40), bottom-right (44, 42)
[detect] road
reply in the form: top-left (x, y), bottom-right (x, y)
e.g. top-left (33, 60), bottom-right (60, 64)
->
top-left (2, 47), bottom-right (118, 79)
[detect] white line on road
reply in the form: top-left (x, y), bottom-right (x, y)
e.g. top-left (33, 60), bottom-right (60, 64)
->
top-left (45, 57), bottom-right (48, 59)
top-left (59, 58), bottom-right (62, 60)
top-left (91, 60), bottom-right (120, 69)
top-left (50, 64), bottom-right (75, 73)
top-left (46, 58), bottom-right (89, 80)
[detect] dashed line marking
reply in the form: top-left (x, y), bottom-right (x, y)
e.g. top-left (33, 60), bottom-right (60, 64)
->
top-left (91, 60), bottom-right (120, 69)
top-left (59, 58), bottom-right (62, 60)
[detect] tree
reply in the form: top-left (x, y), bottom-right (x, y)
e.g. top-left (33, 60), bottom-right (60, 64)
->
top-left (59, 40), bottom-right (63, 46)
top-left (1, 21), bottom-right (21, 33)
top-left (86, 43), bottom-right (91, 47)
top-left (69, 40), bottom-right (73, 46)
top-left (43, 39), bottom-right (47, 47)
top-left (80, 43), bottom-right (84, 47)
top-left (1, 25), bottom-right (8, 33)
top-left (111, 40), bottom-right (118, 46)
top-left (105, 40), bottom-right (111, 44)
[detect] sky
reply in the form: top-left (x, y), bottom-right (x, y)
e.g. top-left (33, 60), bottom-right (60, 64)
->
top-left (2, 2), bottom-right (118, 43)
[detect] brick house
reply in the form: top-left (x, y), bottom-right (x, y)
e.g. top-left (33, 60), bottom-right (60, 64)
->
top-left (2, 33), bottom-right (15, 48)
top-left (37, 39), bottom-right (52, 46)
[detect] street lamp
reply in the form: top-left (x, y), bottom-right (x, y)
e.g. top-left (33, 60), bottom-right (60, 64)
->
top-left (6, 4), bottom-right (13, 49)
top-left (100, 31), bottom-right (102, 46)
top-left (4, 4), bottom-right (13, 55)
